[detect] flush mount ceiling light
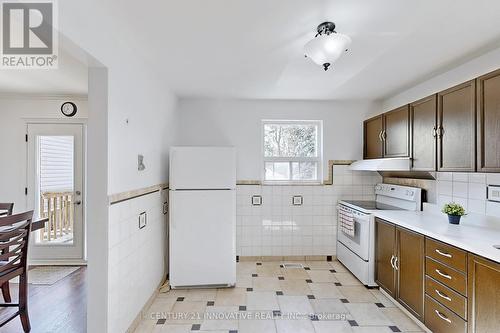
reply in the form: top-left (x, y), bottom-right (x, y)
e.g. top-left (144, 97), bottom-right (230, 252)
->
top-left (304, 21), bottom-right (351, 71)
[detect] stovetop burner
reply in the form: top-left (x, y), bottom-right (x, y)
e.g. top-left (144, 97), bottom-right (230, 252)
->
top-left (340, 200), bottom-right (405, 211)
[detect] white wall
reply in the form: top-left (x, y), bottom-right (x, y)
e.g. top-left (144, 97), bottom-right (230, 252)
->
top-left (0, 96), bottom-right (88, 213)
top-left (177, 99), bottom-right (378, 181)
top-left (57, 3), bottom-right (180, 331)
top-left (382, 45), bottom-right (500, 111)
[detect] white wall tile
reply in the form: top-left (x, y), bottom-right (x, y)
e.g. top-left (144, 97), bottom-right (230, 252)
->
top-left (452, 182), bottom-right (468, 198)
top-left (468, 183), bottom-right (486, 200)
top-left (236, 171), bottom-right (379, 256)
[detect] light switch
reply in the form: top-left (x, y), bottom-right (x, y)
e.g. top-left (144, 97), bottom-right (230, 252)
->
top-left (139, 212), bottom-right (147, 229)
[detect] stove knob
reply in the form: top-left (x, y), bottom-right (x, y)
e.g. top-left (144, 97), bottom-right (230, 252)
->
top-left (375, 185), bottom-right (383, 191)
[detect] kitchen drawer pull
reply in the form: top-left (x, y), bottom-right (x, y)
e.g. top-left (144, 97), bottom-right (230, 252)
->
top-left (435, 269), bottom-right (452, 280)
top-left (435, 249), bottom-right (452, 258)
top-left (390, 255), bottom-right (395, 269)
top-left (435, 310), bottom-right (452, 323)
top-left (435, 289), bottom-right (452, 302)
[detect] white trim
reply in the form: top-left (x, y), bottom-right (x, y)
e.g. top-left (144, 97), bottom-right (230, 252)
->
top-left (261, 119), bottom-right (323, 184)
top-left (0, 93), bottom-right (87, 100)
top-left (28, 259), bottom-right (87, 266)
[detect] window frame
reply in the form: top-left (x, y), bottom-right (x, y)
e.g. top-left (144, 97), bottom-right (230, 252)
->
top-left (261, 119), bottom-right (323, 185)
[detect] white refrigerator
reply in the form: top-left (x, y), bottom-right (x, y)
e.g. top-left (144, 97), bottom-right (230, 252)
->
top-left (169, 146), bottom-right (236, 288)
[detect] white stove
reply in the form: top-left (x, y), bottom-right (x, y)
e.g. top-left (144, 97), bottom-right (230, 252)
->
top-left (336, 183), bottom-right (422, 286)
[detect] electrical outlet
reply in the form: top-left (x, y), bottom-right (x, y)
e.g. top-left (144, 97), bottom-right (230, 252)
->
top-left (139, 212), bottom-right (147, 229)
top-left (163, 202), bottom-right (168, 214)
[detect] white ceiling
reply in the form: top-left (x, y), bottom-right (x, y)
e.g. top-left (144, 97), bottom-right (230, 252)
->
top-left (3, 0), bottom-right (500, 100)
top-left (0, 45), bottom-right (88, 96)
top-left (113, 0), bottom-right (500, 100)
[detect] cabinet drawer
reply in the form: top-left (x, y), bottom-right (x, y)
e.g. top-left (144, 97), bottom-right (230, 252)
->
top-left (425, 276), bottom-right (467, 319)
top-left (426, 238), bottom-right (467, 272)
top-left (425, 295), bottom-right (467, 333)
top-left (426, 257), bottom-right (467, 295)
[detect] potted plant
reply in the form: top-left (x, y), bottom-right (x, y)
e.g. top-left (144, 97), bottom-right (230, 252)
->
top-left (442, 203), bottom-right (466, 225)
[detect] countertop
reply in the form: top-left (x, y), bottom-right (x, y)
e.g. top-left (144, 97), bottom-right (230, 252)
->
top-left (373, 206), bottom-right (500, 264)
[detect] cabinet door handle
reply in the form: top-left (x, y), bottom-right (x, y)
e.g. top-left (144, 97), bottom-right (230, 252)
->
top-left (435, 249), bottom-right (452, 258)
top-left (435, 289), bottom-right (452, 302)
top-left (390, 255), bottom-right (395, 269)
top-left (437, 126), bottom-right (444, 138)
top-left (432, 126), bottom-right (437, 137)
top-left (382, 130), bottom-right (387, 141)
top-left (435, 310), bottom-right (452, 323)
top-left (435, 269), bottom-right (452, 280)
top-left (394, 256), bottom-right (399, 270)
top-left (378, 130), bottom-right (383, 142)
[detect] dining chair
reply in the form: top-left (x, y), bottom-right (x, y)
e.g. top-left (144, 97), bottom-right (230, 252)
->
top-left (0, 203), bottom-right (14, 303)
top-left (0, 203), bottom-right (14, 217)
top-left (0, 210), bottom-right (33, 332)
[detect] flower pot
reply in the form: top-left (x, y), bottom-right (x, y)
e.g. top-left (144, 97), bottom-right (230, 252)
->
top-left (448, 214), bottom-right (461, 225)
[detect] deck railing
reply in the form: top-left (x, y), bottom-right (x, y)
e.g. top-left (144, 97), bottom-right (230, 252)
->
top-left (39, 191), bottom-right (74, 242)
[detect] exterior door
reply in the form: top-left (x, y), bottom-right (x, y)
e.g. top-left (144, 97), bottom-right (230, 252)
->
top-left (411, 95), bottom-right (437, 171)
top-left (375, 218), bottom-right (396, 297)
top-left (477, 69), bottom-right (500, 172)
top-left (437, 80), bottom-right (476, 171)
top-left (384, 105), bottom-right (410, 157)
top-left (364, 115), bottom-right (384, 159)
top-left (27, 123), bottom-right (85, 263)
top-left (396, 227), bottom-right (424, 320)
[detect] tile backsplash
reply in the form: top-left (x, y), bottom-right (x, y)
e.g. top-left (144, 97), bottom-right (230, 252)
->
top-left (436, 172), bottom-right (500, 216)
top-left (236, 165), bottom-right (382, 257)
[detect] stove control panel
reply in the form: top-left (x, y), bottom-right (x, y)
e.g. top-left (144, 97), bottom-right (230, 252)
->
top-left (375, 183), bottom-right (420, 201)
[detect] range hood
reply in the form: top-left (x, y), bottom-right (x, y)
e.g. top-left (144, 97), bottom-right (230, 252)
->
top-left (349, 157), bottom-right (435, 180)
top-left (349, 157), bottom-right (411, 171)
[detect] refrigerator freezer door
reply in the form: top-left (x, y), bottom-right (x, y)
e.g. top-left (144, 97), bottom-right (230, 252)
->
top-left (169, 189), bottom-right (236, 288)
top-left (170, 146), bottom-right (236, 190)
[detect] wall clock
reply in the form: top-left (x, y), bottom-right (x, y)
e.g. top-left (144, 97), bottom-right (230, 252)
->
top-left (61, 101), bottom-right (77, 117)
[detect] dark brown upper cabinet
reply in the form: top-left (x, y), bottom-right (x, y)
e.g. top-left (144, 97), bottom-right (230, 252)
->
top-left (363, 107), bottom-right (409, 159)
top-left (437, 80), bottom-right (476, 172)
top-left (363, 115), bottom-right (384, 159)
top-left (384, 105), bottom-right (410, 158)
top-left (477, 69), bottom-right (500, 172)
top-left (410, 95), bottom-right (437, 171)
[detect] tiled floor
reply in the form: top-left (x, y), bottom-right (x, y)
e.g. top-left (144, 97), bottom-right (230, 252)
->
top-left (134, 260), bottom-right (425, 333)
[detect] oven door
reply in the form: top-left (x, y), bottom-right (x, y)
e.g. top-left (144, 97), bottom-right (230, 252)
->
top-left (337, 206), bottom-right (371, 261)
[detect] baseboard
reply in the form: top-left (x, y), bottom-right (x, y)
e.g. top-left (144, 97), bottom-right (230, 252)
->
top-left (379, 288), bottom-right (432, 333)
top-left (238, 255), bottom-right (336, 262)
top-left (126, 280), bottom-right (164, 333)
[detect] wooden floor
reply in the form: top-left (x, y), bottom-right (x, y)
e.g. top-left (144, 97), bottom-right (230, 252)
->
top-left (0, 267), bottom-right (86, 333)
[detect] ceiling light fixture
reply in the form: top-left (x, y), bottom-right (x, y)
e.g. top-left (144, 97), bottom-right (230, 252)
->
top-left (304, 22), bottom-right (351, 71)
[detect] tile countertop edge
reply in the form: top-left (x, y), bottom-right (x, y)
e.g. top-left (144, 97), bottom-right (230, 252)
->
top-left (372, 209), bottom-right (500, 264)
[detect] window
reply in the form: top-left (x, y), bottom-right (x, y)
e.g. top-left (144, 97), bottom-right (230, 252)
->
top-left (262, 120), bottom-right (322, 183)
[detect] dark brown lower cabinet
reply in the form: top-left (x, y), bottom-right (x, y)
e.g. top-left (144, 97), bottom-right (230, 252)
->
top-left (375, 218), bottom-right (396, 297)
top-left (396, 227), bottom-right (424, 320)
top-left (375, 218), bottom-right (424, 320)
top-left (467, 254), bottom-right (500, 333)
